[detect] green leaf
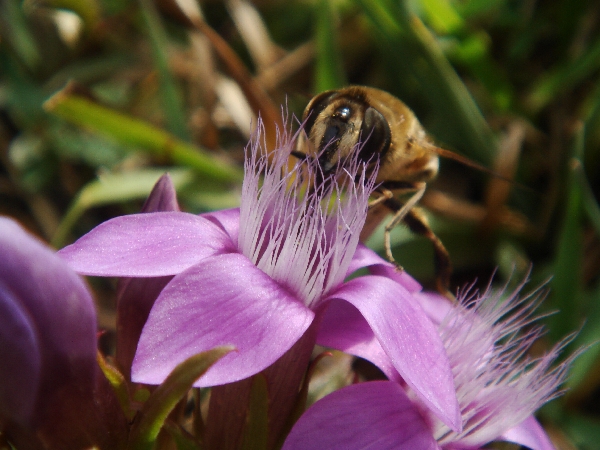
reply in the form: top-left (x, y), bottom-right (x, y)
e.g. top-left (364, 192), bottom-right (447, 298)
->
top-left (162, 422), bottom-right (202, 450)
top-left (563, 413), bottom-right (600, 449)
top-left (420, 0), bottom-right (464, 34)
top-left (548, 125), bottom-right (584, 341)
top-left (128, 346), bottom-right (234, 450)
top-left (97, 351), bottom-right (137, 421)
top-left (43, 86), bottom-right (243, 183)
top-left (527, 36), bottom-right (600, 114)
top-left (1, 0), bottom-right (40, 69)
top-left (138, 0), bottom-right (190, 141)
top-left (566, 288), bottom-right (600, 392)
top-left (314, 0), bottom-right (347, 92)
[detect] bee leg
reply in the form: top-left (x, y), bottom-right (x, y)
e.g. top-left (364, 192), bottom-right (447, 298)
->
top-left (402, 208), bottom-right (454, 300)
top-left (383, 184), bottom-right (426, 263)
top-left (368, 188), bottom-right (394, 209)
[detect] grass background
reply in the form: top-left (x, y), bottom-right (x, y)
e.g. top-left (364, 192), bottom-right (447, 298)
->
top-left (1, 0), bottom-right (599, 447)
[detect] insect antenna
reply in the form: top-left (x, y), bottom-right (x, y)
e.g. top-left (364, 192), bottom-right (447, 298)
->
top-left (430, 146), bottom-right (533, 193)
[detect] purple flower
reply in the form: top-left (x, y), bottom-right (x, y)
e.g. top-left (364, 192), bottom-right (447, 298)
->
top-left (0, 217), bottom-right (126, 448)
top-left (59, 118), bottom-right (460, 429)
top-left (0, 217), bottom-right (97, 425)
top-left (283, 277), bottom-right (572, 450)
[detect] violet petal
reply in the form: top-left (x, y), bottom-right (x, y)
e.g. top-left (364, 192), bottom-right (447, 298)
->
top-left (500, 416), bottom-right (556, 450)
top-left (141, 173), bottom-right (180, 213)
top-left (59, 212), bottom-right (235, 276)
top-left (282, 381), bottom-right (440, 450)
top-left (0, 287), bottom-right (41, 424)
top-left (132, 253), bottom-right (315, 386)
top-left (348, 245), bottom-right (422, 293)
top-left (317, 299), bottom-right (400, 382)
top-left (201, 207), bottom-right (241, 243)
top-left (328, 275), bottom-right (461, 432)
top-left (0, 217), bottom-right (97, 425)
top-left (413, 291), bottom-right (454, 326)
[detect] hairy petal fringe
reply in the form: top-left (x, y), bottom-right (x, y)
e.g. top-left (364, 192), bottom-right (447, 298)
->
top-left (434, 275), bottom-right (576, 447)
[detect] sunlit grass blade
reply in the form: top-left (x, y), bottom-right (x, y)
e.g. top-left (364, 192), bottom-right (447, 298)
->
top-left (314, 0), bottom-right (347, 92)
top-left (43, 84), bottom-right (243, 183)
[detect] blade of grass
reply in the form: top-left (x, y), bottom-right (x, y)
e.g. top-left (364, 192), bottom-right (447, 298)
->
top-left (139, 0), bottom-right (190, 141)
top-left (314, 0), bottom-right (347, 92)
top-left (548, 124), bottom-right (585, 342)
top-left (527, 36), bottom-right (600, 114)
top-left (1, 0), bottom-right (40, 69)
top-left (43, 84), bottom-right (243, 183)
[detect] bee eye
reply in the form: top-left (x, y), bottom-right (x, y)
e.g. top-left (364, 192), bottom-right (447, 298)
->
top-left (359, 106), bottom-right (391, 162)
top-left (334, 106), bottom-right (351, 121)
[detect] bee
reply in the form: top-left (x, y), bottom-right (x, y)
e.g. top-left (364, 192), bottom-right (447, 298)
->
top-left (293, 86), bottom-right (456, 294)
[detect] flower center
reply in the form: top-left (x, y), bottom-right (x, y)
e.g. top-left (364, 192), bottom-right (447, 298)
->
top-left (238, 119), bottom-right (376, 308)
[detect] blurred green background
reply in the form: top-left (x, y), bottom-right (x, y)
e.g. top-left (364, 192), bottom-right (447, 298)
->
top-left (1, 0), bottom-right (599, 447)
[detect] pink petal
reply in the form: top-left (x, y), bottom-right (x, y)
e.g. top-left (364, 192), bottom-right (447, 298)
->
top-left (141, 173), bottom-right (180, 212)
top-left (500, 416), bottom-right (556, 450)
top-left (413, 291), bottom-right (454, 326)
top-left (201, 207), bottom-right (241, 243)
top-left (0, 288), bottom-right (41, 424)
top-left (348, 245), bottom-right (422, 293)
top-left (59, 212), bottom-right (235, 276)
top-left (282, 381), bottom-right (439, 450)
top-left (328, 275), bottom-right (461, 431)
top-left (0, 217), bottom-right (97, 425)
top-left (317, 299), bottom-right (400, 382)
top-left (132, 253), bottom-right (315, 386)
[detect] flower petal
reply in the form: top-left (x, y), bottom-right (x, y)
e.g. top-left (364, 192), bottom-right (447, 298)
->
top-left (0, 287), bottom-right (41, 424)
top-left (348, 245), bottom-right (422, 293)
top-left (500, 416), bottom-right (556, 450)
top-left (59, 212), bottom-right (235, 276)
top-left (328, 275), bottom-right (461, 431)
top-left (317, 299), bottom-right (400, 381)
top-left (132, 253), bottom-right (315, 386)
top-left (282, 381), bottom-right (439, 450)
top-left (0, 217), bottom-right (97, 425)
top-left (141, 173), bottom-right (180, 213)
top-left (413, 291), bottom-right (454, 326)
top-left (202, 207), bottom-right (241, 243)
